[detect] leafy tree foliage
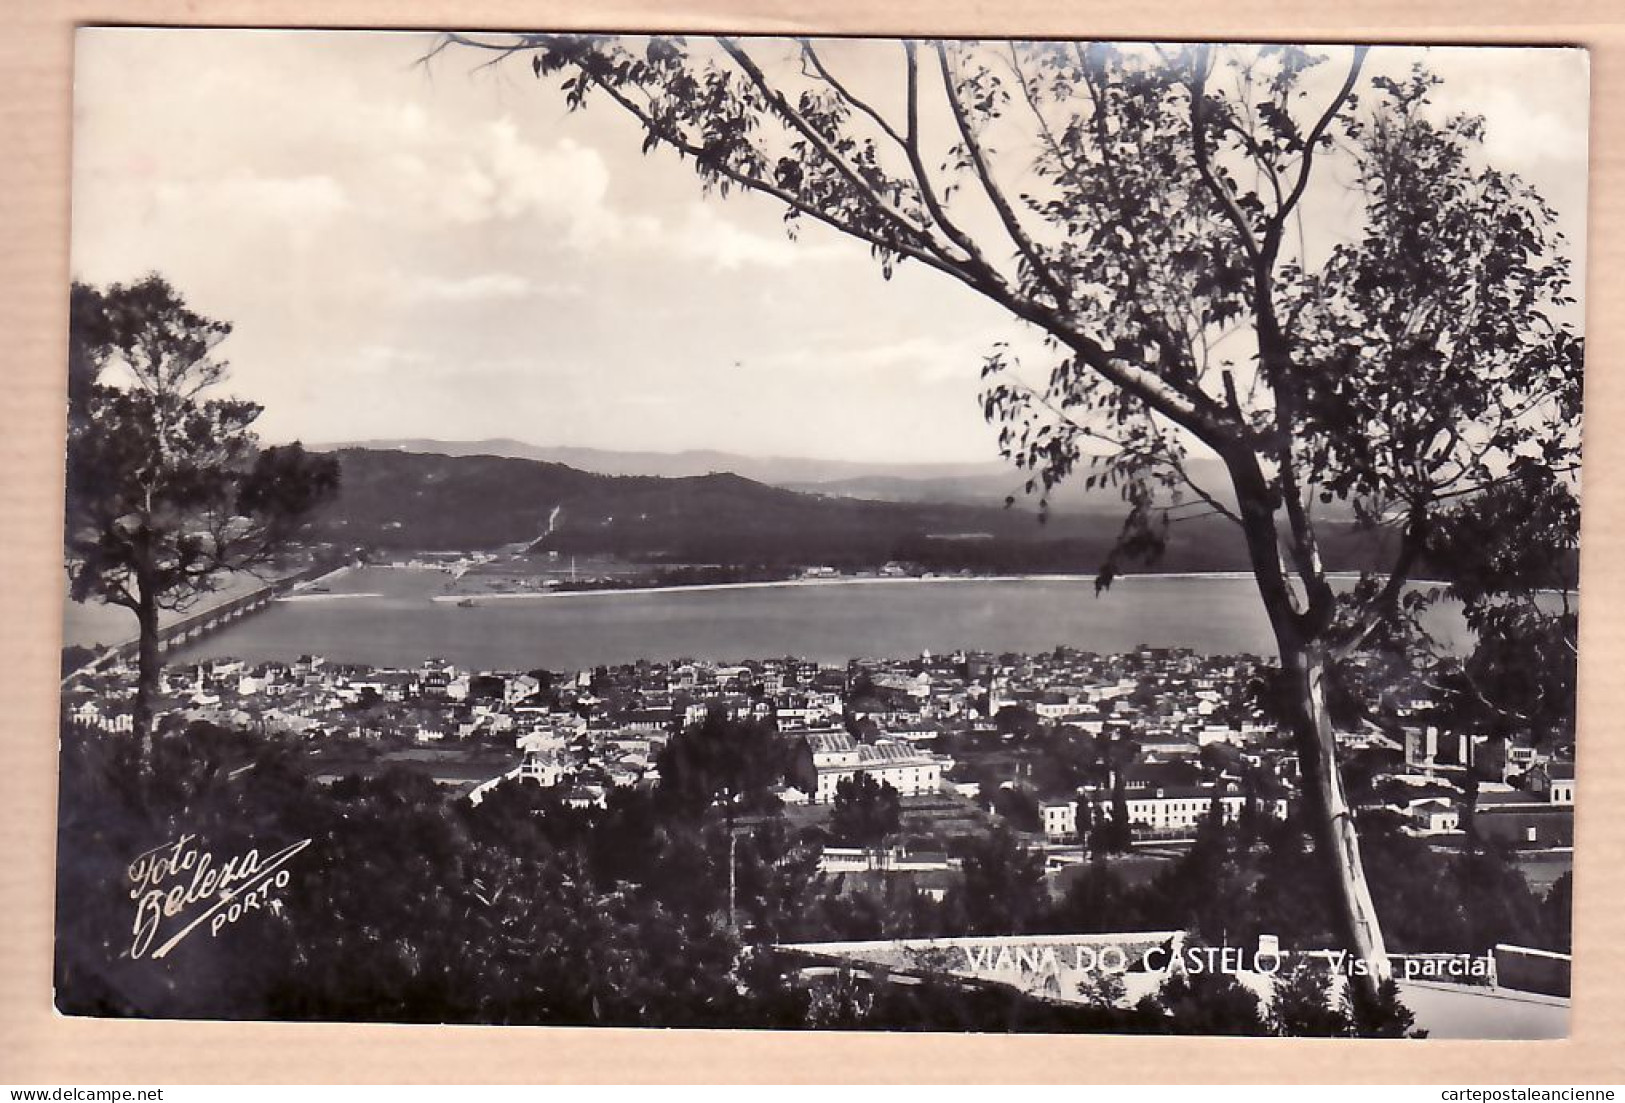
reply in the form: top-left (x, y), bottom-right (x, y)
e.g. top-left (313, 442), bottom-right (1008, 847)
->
top-left (1269, 962), bottom-right (1351, 1037)
top-left (64, 276), bottom-right (340, 748)
top-left (61, 720), bottom-right (1554, 1034)
top-left (1542, 872), bottom-right (1573, 955)
top-left (830, 772), bottom-right (902, 854)
top-left (1049, 859), bottom-right (1140, 933)
top-left (1428, 467), bottom-right (1579, 747)
top-left (433, 35), bottom-right (1582, 1001)
top-left (654, 705), bottom-right (786, 820)
top-left (1139, 968), bottom-right (1270, 1037)
top-left (950, 825), bottom-right (1050, 935)
top-left (990, 783), bottom-right (1042, 833)
top-left (1343, 977), bottom-right (1423, 1039)
top-left (1106, 775), bottom-right (1134, 853)
top-left (993, 704), bottom-right (1041, 740)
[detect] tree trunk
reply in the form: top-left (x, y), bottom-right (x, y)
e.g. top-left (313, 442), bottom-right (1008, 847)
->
top-left (1223, 452), bottom-right (1389, 1005)
top-left (133, 573), bottom-right (160, 760)
top-left (726, 825), bottom-right (738, 930)
top-left (1274, 635), bottom-right (1390, 1003)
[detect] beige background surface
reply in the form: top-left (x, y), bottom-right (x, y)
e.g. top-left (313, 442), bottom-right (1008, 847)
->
top-left (3, 0), bottom-right (1623, 1085)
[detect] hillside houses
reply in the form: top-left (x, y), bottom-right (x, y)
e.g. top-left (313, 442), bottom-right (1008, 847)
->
top-left (70, 636), bottom-right (1577, 874)
top-left (1356, 748), bottom-right (1577, 850)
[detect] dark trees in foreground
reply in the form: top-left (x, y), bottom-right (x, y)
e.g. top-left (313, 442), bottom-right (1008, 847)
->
top-left (1048, 807), bottom-right (1561, 964)
top-left (56, 722), bottom-right (1556, 1034)
top-left (830, 772), bottom-right (903, 854)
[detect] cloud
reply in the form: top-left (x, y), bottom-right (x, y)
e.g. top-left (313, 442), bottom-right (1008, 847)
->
top-left (665, 203), bottom-right (839, 270)
top-left (411, 126), bottom-right (835, 269)
top-left (349, 343), bottom-right (433, 376)
top-left (403, 271), bottom-right (582, 303)
top-left (1471, 86), bottom-right (1589, 173)
top-left (753, 327), bottom-right (1058, 386)
top-left (153, 172), bottom-right (350, 223)
top-left (423, 121), bottom-right (646, 250)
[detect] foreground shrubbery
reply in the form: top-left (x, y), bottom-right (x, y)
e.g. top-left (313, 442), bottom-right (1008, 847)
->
top-left (56, 720), bottom-right (1552, 1034)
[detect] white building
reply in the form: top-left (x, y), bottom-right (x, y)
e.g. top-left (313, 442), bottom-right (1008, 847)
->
top-left (1042, 782), bottom-right (1288, 841)
top-left (505, 674), bottom-right (542, 704)
top-left (1407, 798), bottom-right (1462, 835)
top-left (1042, 800), bottom-right (1078, 841)
top-left (518, 748), bottom-right (569, 787)
top-left (796, 731), bottom-right (948, 803)
top-left (1530, 761), bottom-right (1575, 806)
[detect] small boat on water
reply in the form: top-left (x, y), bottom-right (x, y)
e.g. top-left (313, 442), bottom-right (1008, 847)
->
top-left (456, 598), bottom-right (476, 608)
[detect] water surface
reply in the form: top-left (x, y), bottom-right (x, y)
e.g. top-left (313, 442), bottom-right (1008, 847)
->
top-left (64, 567), bottom-right (1480, 671)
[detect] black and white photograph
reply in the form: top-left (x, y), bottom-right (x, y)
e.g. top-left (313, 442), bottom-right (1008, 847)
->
top-left (55, 29), bottom-right (1586, 1039)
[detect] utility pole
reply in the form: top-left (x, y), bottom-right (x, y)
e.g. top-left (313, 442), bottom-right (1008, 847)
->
top-left (727, 827), bottom-right (738, 930)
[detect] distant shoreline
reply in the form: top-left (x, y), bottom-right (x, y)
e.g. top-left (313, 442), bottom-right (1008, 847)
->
top-left (425, 569), bottom-right (1471, 605)
top-left (277, 592), bottom-right (385, 603)
top-left (429, 571), bottom-right (1272, 604)
top-left (64, 568), bottom-right (1474, 650)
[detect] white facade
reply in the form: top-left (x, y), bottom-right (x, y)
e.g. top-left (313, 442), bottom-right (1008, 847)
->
top-left (519, 749), bottom-right (568, 787)
top-left (1044, 786), bottom-right (1289, 838)
top-left (1407, 799), bottom-right (1461, 834)
top-left (505, 674), bottom-right (541, 704)
top-left (1042, 801), bottom-right (1077, 841)
top-left (804, 731), bottom-right (947, 803)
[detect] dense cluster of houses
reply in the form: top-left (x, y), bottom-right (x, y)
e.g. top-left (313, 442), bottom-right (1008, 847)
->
top-left (1370, 727), bottom-right (1576, 848)
top-left (65, 641), bottom-right (1574, 858)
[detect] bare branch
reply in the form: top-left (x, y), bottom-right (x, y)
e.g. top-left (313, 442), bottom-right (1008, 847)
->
top-left (1166, 508), bottom-right (1232, 526)
top-left (935, 42), bottom-right (1073, 311)
top-left (1270, 46), bottom-right (1368, 237)
top-left (801, 40), bottom-right (907, 149)
top-left (902, 40), bottom-right (985, 269)
top-left (720, 38), bottom-right (959, 263)
top-left (1188, 45), bottom-right (1263, 266)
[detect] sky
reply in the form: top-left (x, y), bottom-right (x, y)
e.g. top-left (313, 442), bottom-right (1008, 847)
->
top-left (69, 31), bottom-right (1590, 465)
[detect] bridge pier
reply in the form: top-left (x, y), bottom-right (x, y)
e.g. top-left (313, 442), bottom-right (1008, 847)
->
top-left (118, 557), bottom-right (345, 664)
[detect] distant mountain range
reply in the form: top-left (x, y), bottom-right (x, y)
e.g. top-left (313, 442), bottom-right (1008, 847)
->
top-left (316, 437), bottom-right (1005, 482)
top-left (305, 446), bottom-right (1381, 577)
top-left (313, 437), bottom-right (1236, 513)
top-left (308, 448), bottom-right (1127, 567)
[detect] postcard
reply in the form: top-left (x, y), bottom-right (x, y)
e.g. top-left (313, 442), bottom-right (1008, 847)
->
top-left (57, 29), bottom-right (1585, 1039)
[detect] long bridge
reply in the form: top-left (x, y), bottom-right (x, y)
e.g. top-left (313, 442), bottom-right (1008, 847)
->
top-left (141, 583), bottom-right (287, 656)
top-left (66, 556), bottom-right (351, 685)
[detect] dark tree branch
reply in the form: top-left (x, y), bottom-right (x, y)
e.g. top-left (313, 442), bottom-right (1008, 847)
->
top-left (1269, 46), bottom-right (1369, 237)
top-left (719, 38), bottom-right (958, 261)
top-left (996, 372), bottom-right (1243, 528)
top-left (1335, 505), bottom-right (1428, 659)
top-left (935, 42), bottom-right (1074, 312)
top-left (564, 53), bottom-right (967, 285)
top-left (1004, 43), bottom-right (1095, 202)
top-left (903, 40), bottom-right (985, 268)
top-left (1189, 45), bottom-right (1263, 267)
top-left (800, 40), bottom-right (907, 150)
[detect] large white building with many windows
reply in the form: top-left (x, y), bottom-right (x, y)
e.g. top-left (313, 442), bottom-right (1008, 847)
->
top-left (1041, 781), bottom-right (1288, 842)
top-left (790, 730), bottom-right (949, 803)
